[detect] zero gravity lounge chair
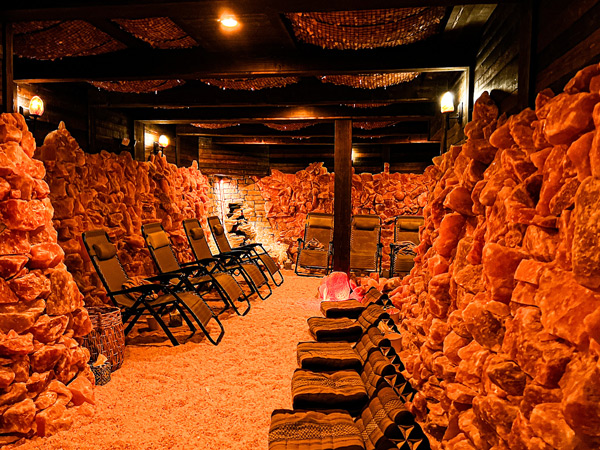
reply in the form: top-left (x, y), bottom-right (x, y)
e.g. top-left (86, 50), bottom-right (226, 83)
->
top-left (389, 215), bottom-right (423, 278)
top-left (182, 218), bottom-right (272, 300)
top-left (207, 215), bottom-right (283, 286)
top-left (350, 214), bottom-right (382, 275)
top-left (294, 212), bottom-right (334, 277)
top-left (82, 229), bottom-right (224, 346)
top-left (141, 222), bottom-right (251, 316)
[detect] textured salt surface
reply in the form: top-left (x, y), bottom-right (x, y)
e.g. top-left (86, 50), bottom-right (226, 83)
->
top-left (9, 271), bottom-right (321, 450)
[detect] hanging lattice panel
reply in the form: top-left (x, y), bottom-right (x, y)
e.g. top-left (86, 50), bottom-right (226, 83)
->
top-left (113, 17), bottom-right (198, 49)
top-left (263, 122), bottom-right (317, 131)
top-left (201, 77), bottom-right (300, 90)
top-left (91, 80), bottom-right (185, 93)
top-left (353, 121), bottom-right (399, 130)
top-left (286, 7), bottom-right (446, 50)
top-left (14, 20), bottom-right (126, 60)
top-left (191, 123), bottom-right (241, 129)
top-left (320, 73), bottom-right (419, 89)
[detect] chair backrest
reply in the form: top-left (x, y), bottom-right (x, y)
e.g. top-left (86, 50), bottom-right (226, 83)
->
top-left (81, 229), bottom-right (132, 307)
top-left (393, 215), bottom-right (423, 244)
top-left (304, 212), bottom-right (334, 248)
top-left (207, 216), bottom-right (233, 253)
top-left (182, 218), bottom-right (214, 261)
top-left (351, 214), bottom-right (381, 254)
top-left (141, 222), bottom-right (181, 274)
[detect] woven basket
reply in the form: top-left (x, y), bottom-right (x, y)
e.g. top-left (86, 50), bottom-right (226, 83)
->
top-left (81, 306), bottom-right (125, 372)
top-left (90, 360), bottom-right (112, 386)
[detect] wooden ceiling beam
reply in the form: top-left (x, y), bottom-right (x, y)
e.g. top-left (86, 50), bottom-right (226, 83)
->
top-left (134, 103), bottom-right (437, 123)
top-left (14, 41), bottom-right (470, 83)
top-left (210, 134), bottom-right (431, 145)
top-left (89, 76), bottom-right (448, 108)
top-left (2, 1), bottom-right (516, 22)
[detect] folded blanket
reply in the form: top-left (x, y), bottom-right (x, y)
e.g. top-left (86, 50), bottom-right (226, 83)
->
top-left (320, 300), bottom-right (366, 319)
top-left (297, 342), bottom-right (362, 371)
top-left (292, 369), bottom-right (368, 416)
top-left (307, 317), bottom-right (363, 342)
top-left (395, 241), bottom-right (417, 256)
top-left (269, 409), bottom-right (365, 450)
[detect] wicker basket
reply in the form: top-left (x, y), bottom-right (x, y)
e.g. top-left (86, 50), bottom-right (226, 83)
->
top-left (90, 360), bottom-right (112, 386)
top-left (81, 306), bottom-right (125, 372)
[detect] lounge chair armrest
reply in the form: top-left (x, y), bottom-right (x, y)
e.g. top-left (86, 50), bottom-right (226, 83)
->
top-left (112, 283), bottom-right (163, 296)
top-left (145, 271), bottom-right (191, 283)
top-left (239, 243), bottom-right (261, 249)
top-left (194, 256), bottom-right (219, 266)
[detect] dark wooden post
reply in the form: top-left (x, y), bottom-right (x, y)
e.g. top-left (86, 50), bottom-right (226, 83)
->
top-left (518, 0), bottom-right (537, 109)
top-left (133, 121), bottom-right (145, 161)
top-left (2, 22), bottom-right (16, 113)
top-left (333, 119), bottom-right (352, 274)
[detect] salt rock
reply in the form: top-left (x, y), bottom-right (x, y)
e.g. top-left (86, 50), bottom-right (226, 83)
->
top-left (456, 347), bottom-right (490, 390)
top-left (501, 149), bottom-right (537, 182)
top-left (529, 403), bottom-right (580, 450)
top-left (0, 299), bottom-right (45, 334)
top-left (29, 314), bottom-right (69, 343)
top-left (479, 169), bottom-right (509, 207)
top-left (544, 92), bottom-right (599, 145)
top-left (514, 259), bottom-right (547, 286)
top-left (0, 198), bottom-right (53, 231)
top-left (0, 398), bottom-right (35, 434)
top-left (448, 310), bottom-right (471, 338)
top-left (473, 394), bottom-right (519, 440)
top-left (535, 268), bottom-right (600, 346)
top-left (445, 433), bottom-right (477, 450)
top-left (433, 213), bottom-right (466, 257)
top-left (446, 383), bottom-right (478, 404)
top-left (0, 366), bottom-right (15, 389)
top-left (482, 243), bottom-right (526, 303)
top-left (30, 344), bottom-right (66, 373)
top-left (0, 230), bottom-right (31, 256)
top-left (490, 122), bottom-right (515, 149)
top-left (45, 269), bottom-right (84, 316)
top-left (472, 91), bottom-right (499, 124)
top-left (536, 145), bottom-right (567, 216)
top-left (560, 354), bottom-right (600, 440)
top-left (454, 265), bottom-right (484, 294)
top-left (8, 271), bottom-right (51, 302)
top-left (462, 299), bottom-right (504, 351)
top-left (567, 131), bottom-right (594, 181)
top-left (35, 402), bottom-right (73, 437)
top-left (0, 255), bottom-right (29, 280)
top-left (67, 372), bottom-right (95, 406)
top-left (485, 355), bottom-right (526, 396)
top-left (520, 383), bottom-right (563, 419)
top-left (573, 176), bottom-right (600, 288)
top-left (522, 226), bottom-right (558, 263)
top-left (28, 243), bottom-right (64, 270)
top-left (509, 108), bottom-right (537, 151)
top-left (535, 88), bottom-right (555, 117)
top-left (564, 63), bottom-right (600, 94)
top-left (508, 412), bottom-right (554, 450)
top-left (444, 332), bottom-right (472, 365)
top-left (0, 142), bottom-right (45, 179)
top-left (69, 308), bottom-right (92, 338)
top-left (25, 371), bottom-right (53, 398)
top-left (463, 138), bottom-right (498, 165)
top-left (0, 382), bottom-right (27, 408)
top-left (444, 186), bottom-right (475, 216)
top-left (0, 278), bottom-right (19, 305)
top-left (458, 409), bottom-right (496, 450)
top-left (432, 355), bottom-right (457, 381)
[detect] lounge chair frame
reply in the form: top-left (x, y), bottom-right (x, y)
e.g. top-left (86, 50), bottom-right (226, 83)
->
top-left (294, 212), bottom-right (334, 277)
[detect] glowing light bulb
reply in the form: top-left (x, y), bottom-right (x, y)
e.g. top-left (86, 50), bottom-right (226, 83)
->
top-left (29, 96), bottom-right (44, 117)
top-left (220, 15), bottom-right (239, 28)
top-left (158, 135), bottom-right (169, 147)
top-left (440, 91), bottom-right (455, 114)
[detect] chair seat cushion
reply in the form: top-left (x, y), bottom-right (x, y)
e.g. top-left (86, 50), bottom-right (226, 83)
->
top-left (307, 317), bottom-right (363, 342)
top-left (297, 342), bottom-right (361, 371)
top-left (292, 369), bottom-right (368, 415)
top-left (269, 409), bottom-right (364, 450)
top-left (321, 300), bottom-right (366, 319)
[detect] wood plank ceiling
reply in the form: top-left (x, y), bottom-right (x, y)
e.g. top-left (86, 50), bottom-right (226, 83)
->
top-left (2, 1), bottom-right (502, 173)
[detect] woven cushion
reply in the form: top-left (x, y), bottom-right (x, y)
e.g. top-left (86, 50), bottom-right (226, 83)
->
top-left (269, 409), bottom-right (364, 450)
top-left (147, 231), bottom-right (170, 249)
top-left (190, 227), bottom-right (204, 240)
top-left (93, 242), bottom-right (117, 260)
top-left (297, 342), bottom-right (361, 371)
top-left (213, 224), bottom-right (224, 235)
top-left (307, 317), bottom-right (363, 342)
top-left (397, 220), bottom-right (421, 231)
top-left (320, 300), bottom-right (366, 319)
top-left (292, 369), bottom-right (368, 415)
top-left (308, 216), bottom-right (333, 229)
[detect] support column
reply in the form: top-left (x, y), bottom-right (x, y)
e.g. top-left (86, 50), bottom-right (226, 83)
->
top-left (518, 0), bottom-right (537, 109)
top-left (333, 119), bottom-right (352, 274)
top-left (2, 22), bottom-right (16, 113)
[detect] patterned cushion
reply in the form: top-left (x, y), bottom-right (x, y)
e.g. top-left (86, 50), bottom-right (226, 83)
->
top-left (321, 300), bottom-right (366, 319)
top-left (307, 317), bottom-right (363, 342)
top-left (297, 342), bottom-right (361, 371)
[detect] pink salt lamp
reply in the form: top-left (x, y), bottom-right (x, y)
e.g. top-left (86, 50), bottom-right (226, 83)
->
top-left (319, 271), bottom-right (354, 301)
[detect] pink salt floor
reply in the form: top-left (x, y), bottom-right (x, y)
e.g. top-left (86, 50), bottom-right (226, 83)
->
top-left (10, 271), bottom-right (322, 450)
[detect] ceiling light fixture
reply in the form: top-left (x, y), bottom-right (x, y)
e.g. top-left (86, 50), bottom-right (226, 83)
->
top-left (219, 14), bottom-right (239, 28)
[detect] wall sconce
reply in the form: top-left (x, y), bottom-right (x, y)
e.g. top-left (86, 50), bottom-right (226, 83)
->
top-left (153, 134), bottom-right (169, 154)
top-left (219, 13), bottom-right (240, 29)
top-left (19, 95), bottom-right (45, 133)
top-left (440, 91), bottom-right (463, 123)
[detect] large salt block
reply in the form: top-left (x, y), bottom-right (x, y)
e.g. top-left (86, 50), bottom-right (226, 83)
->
top-left (564, 63), bottom-right (600, 94)
top-left (514, 259), bottom-right (547, 285)
top-left (548, 176), bottom-right (579, 215)
top-left (444, 186), bottom-right (474, 216)
top-left (482, 243), bottom-right (527, 303)
top-left (472, 91), bottom-right (498, 124)
top-left (458, 409), bottom-right (496, 450)
top-left (489, 122), bottom-right (515, 149)
top-left (544, 92), bottom-right (599, 145)
top-left (67, 372), bottom-right (95, 406)
top-left (485, 355), bottom-right (526, 396)
top-left (530, 403), bottom-right (581, 450)
top-left (0, 198), bottom-right (53, 231)
top-left (520, 382), bottom-right (563, 419)
top-left (0, 300), bottom-right (45, 334)
top-left (443, 332), bottom-right (471, 365)
top-left (433, 213), bottom-right (466, 257)
top-left (30, 344), bottom-right (66, 373)
top-left (535, 268), bottom-right (600, 347)
top-left (568, 131), bottom-right (594, 181)
top-left (462, 299), bottom-right (504, 351)
top-left (28, 243), bottom-right (64, 269)
top-left (8, 271), bottom-right (51, 302)
top-left (0, 398), bottom-right (35, 434)
top-left (0, 366), bottom-right (15, 389)
top-left (536, 145), bottom-right (567, 216)
top-left (30, 314), bottom-right (69, 344)
top-left (45, 269), bottom-right (84, 316)
top-left (0, 255), bottom-right (28, 279)
top-left (509, 108), bottom-right (537, 151)
top-left (508, 412), bottom-right (554, 450)
top-left (35, 402), bottom-right (73, 437)
top-left (522, 226), bottom-right (559, 263)
top-left (462, 138), bottom-right (498, 164)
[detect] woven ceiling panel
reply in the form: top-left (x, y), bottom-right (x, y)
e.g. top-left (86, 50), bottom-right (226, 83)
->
top-left (191, 123), bottom-right (240, 129)
top-left (91, 80), bottom-right (185, 93)
top-left (286, 7), bottom-right (446, 50)
top-left (201, 77), bottom-right (300, 90)
top-left (353, 121), bottom-right (399, 130)
top-left (14, 20), bottom-right (126, 60)
top-left (320, 72), bottom-right (419, 89)
top-left (113, 17), bottom-right (198, 49)
top-left (263, 122), bottom-right (317, 131)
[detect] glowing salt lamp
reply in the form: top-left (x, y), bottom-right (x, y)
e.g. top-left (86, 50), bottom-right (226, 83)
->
top-left (318, 272), bottom-right (352, 301)
top-left (158, 134), bottom-right (169, 148)
top-left (29, 96), bottom-right (44, 117)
